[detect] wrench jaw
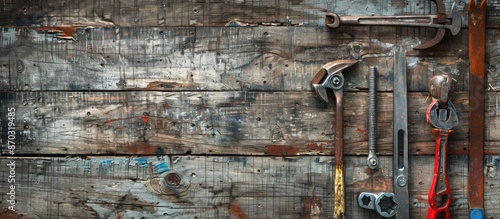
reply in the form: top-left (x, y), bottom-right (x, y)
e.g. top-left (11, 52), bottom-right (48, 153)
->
top-left (311, 59), bottom-right (358, 103)
top-left (413, 29), bottom-right (446, 50)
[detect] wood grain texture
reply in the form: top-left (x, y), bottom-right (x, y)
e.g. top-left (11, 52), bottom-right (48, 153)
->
top-left (0, 155), bottom-right (487, 218)
top-left (0, 0), bottom-right (481, 27)
top-left (0, 0), bottom-right (499, 217)
top-left (0, 26), bottom-right (474, 92)
top-left (2, 0), bottom-right (500, 29)
top-left (2, 90), bottom-right (498, 156)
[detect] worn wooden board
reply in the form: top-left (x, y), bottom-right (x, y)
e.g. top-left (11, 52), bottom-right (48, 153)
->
top-left (3, 90), bottom-right (500, 156)
top-left (0, 0), bottom-right (498, 217)
top-left (1, 0), bottom-right (500, 28)
top-left (0, 26), bottom-right (475, 92)
top-left (0, 155), bottom-right (490, 218)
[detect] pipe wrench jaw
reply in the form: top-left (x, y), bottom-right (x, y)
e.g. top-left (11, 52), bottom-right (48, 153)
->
top-left (311, 59), bottom-right (358, 102)
top-left (427, 101), bottom-right (458, 130)
top-left (427, 74), bottom-right (458, 129)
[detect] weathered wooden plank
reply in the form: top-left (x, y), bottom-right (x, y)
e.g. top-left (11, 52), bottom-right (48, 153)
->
top-left (0, 155), bottom-right (485, 218)
top-left (1, 0), bottom-right (500, 29)
top-left (0, 26), bottom-right (476, 92)
top-left (3, 90), bottom-right (496, 156)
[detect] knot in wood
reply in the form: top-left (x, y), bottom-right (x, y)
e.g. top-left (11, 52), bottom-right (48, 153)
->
top-left (165, 172), bottom-right (182, 188)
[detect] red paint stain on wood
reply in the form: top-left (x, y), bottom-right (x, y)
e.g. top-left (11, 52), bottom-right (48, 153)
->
top-left (0, 209), bottom-right (23, 219)
top-left (306, 143), bottom-right (323, 151)
top-left (141, 115), bottom-right (150, 123)
top-left (355, 127), bottom-right (367, 136)
top-left (304, 195), bottom-right (318, 209)
top-left (266, 145), bottom-right (299, 155)
top-left (126, 142), bottom-right (158, 154)
top-left (230, 202), bottom-right (247, 219)
top-left (301, 193), bottom-right (319, 219)
top-left (344, 124), bottom-right (367, 136)
top-left (37, 26), bottom-right (76, 40)
top-left (103, 118), bottom-right (127, 126)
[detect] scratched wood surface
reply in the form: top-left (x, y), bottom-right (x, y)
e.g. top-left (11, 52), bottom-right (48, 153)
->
top-left (1, 0), bottom-right (500, 28)
top-left (0, 155), bottom-right (493, 218)
top-left (0, 26), bottom-right (473, 92)
top-left (1, 0), bottom-right (499, 218)
top-left (0, 91), bottom-right (481, 156)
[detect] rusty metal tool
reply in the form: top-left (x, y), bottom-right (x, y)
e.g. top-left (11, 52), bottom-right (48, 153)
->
top-left (325, 1), bottom-right (461, 50)
top-left (393, 46), bottom-right (409, 219)
top-left (468, 1), bottom-right (487, 218)
top-left (367, 66), bottom-right (379, 169)
top-left (426, 74), bottom-right (458, 219)
top-left (312, 59), bottom-right (357, 219)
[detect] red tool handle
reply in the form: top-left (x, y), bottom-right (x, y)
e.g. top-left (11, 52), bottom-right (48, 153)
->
top-left (427, 128), bottom-right (452, 219)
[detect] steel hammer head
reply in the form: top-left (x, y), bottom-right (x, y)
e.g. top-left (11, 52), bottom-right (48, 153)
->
top-left (311, 59), bottom-right (358, 103)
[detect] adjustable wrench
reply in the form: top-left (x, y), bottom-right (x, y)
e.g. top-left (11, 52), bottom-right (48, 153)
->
top-left (312, 59), bottom-right (357, 219)
top-left (325, 1), bottom-right (461, 50)
top-left (393, 46), bottom-right (409, 219)
top-left (426, 74), bottom-right (458, 219)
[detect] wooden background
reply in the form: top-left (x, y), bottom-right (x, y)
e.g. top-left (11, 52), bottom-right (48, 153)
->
top-left (1, 0), bottom-right (500, 218)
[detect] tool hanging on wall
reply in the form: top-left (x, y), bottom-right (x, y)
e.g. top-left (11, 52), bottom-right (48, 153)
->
top-left (311, 59), bottom-right (357, 219)
top-left (324, 0), bottom-right (461, 50)
top-left (357, 66), bottom-right (399, 218)
top-left (468, 0), bottom-right (487, 219)
top-left (358, 192), bottom-right (399, 217)
top-left (393, 45), bottom-right (410, 219)
top-left (426, 74), bottom-right (458, 219)
top-left (367, 66), bottom-right (379, 169)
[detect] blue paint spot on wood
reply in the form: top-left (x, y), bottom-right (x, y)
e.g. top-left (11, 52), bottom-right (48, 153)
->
top-left (98, 159), bottom-right (113, 176)
top-left (227, 157), bottom-right (247, 167)
top-left (154, 162), bottom-right (169, 174)
top-left (136, 157), bottom-right (148, 167)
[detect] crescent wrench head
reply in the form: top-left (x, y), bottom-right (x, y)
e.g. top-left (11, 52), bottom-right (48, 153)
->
top-left (311, 59), bottom-right (358, 103)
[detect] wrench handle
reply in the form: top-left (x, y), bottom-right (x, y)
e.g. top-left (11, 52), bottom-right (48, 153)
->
top-left (427, 129), bottom-right (453, 219)
top-left (333, 89), bottom-right (345, 219)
